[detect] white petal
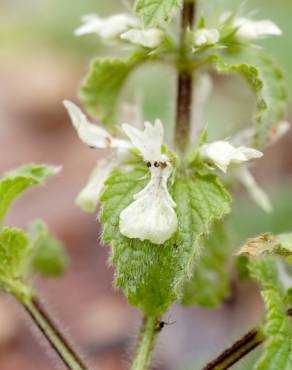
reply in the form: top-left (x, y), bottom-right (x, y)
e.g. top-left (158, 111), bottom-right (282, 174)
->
top-left (76, 150), bottom-right (130, 212)
top-left (75, 13), bottom-right (140, 39)
top-left (235, 166), bottom-right (272, 213)
top-left (200, 140), bottom-right (263, 172)
top-left (121, 28), bottom-right (163, 48)
top-left (119, 165), bottom-right (177, 244)
top-left (238, 147), bottom-right (263, 160)
top-left (194, 28), bottom-right (220, 47)
top-left (76, 156), bottom-right (116, 212)
top-left (235, 18), bottom-right (282, 40)
top-left (63, 100), bottom-right (131, 149)
top-left (122, 119), bottom-right (164, 162)
top-left (75, 14), bottom-right (103, 36)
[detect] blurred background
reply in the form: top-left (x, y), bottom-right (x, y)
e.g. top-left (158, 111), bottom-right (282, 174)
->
top-left (0, 0), bottom-right (291, 369)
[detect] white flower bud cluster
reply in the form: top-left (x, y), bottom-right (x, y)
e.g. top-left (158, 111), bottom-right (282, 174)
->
top-left (74, 13), bottom-right (164, 49)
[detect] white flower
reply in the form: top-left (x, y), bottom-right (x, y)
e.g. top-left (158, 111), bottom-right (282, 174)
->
top-left (200, 140), bottom-right (263, 173)
top-left (120, 28), bottom-right (164, 48)
top-left (122, 119), bottom-right (164, 162)
top-left (63, 100), bottom-right (130, 149)
top-left (74, 13), bottom-right (140, 39)
top-left (234, 166), bottom-right (272, 213)
top-left (193, 28), bottom-right (220, 47)
top-left (64, 100), bottom-right (132, 212)
top-left (234, 17), bottom-right (282, 40)
top-left (119, 120), bottom-right (178, 244)
top-left (76, 156), bottom-right (116, 213)
top-left (119, 164), bottom-right (177, 244)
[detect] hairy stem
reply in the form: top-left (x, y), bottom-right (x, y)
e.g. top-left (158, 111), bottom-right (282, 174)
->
top-left (202, 307), bottom-right (292, 370)
top-left (22, 296), bottom-right (89, 370)
top-left (202, 328), bottom-right (265, 370)
top-left (130, 315), bottom-right (160, 370)
top-left (175, 0), bottom-right (196, 151)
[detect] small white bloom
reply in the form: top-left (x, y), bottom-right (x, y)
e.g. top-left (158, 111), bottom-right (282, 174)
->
top-left (122, 119), bottom-right (164, 162)
top-left (119, 119), bottom-right (178, 244)
top-left (121, 28), bottom-right (164, 48)
top-left (63, 100), bottom-right (131, 149)
top-left (200, 140), bottom-right (263, 172)
top-left (64, 100), bottom-right (133, 210)
top-left (193, 28), bottom-right (220, 47)
top-left (74, 13), bottom-right (140, 39)
top-left (119, 164), bottom-right (178, 244)
top-left (234, 17), bottom-right (282, 40)
top-left (234, 166), bottom-right (272, 213)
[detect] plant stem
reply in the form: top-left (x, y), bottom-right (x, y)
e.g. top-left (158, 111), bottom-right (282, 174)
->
top-left (175, 0), bottom-right (196, 151)
top-left (22, 296), bottom-right (89, 370)
top-left (130, 315), bottom-right (160, 370)
top-left (202, 328), bottom-right (265, 370)
top-left (202, 308), bottom-right (292, 370)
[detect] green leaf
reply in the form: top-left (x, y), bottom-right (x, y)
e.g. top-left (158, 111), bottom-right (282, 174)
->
top-left (29, 221), bottom-right (68, 277)
top-left (100, 166), bottom-right (231, 315)
top-left (239, 232), bottom-right (292, 265)
top-left (210, 53), bottom-right (287, 147)
top-left (0, 227), bottom-right (32, 300)
top-left (135, 0), bottom-right (182, 27)
top-left (249, 258), bottom-right (292, 370)
top-left (249, 257), bottom-right (280, 291)
top-left (0, 164), bottom-right (60, 224)
top-left (80, 52), bottom-right (147, 125)
top-left (181, 222), bottom-right (231, 308)
top-left (250, 259), bottom-right (292, 370)
top-left (256, 290), bottom-right (292, 370)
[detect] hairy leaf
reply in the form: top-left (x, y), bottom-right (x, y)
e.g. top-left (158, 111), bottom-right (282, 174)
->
top-left (182, 222), bottom-right (231, 308)
top-left (0, 164), bottom-right (60, 224)
top-left (135, 0), bottom-right (182, 27)
top-left (210, 53), bottom-right (287, 147)
top-left (249, 258), bottom-right (292, 370)
top-left (239, 232), bottom-right (292, 265)
top-left (100, 167), bottom-right (231, 315)
top-left (80, 52), bottom-right (146, 125)
top-left (0, 227), bottom-right (32, 299)
top-left (29, 221), bottom-right (68, 277)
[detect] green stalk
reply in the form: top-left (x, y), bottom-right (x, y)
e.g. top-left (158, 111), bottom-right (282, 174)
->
top-left (130, 315), bottom-right (160, 370)
top-left (22, 297), bottom-right (89, 370)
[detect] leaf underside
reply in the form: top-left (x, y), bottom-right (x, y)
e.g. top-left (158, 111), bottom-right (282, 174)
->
top-left (211, 53), bottom-right (287, 147)
top-left (80, 53), bottom-right (146, 125)
top-left (0, 164), bottom-right (59, 224)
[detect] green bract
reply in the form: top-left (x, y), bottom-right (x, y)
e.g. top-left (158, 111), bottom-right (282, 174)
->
top-left (100, 166), bottom-right (231, 315)
top-left (135, 0), bottom-right (182, 27)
